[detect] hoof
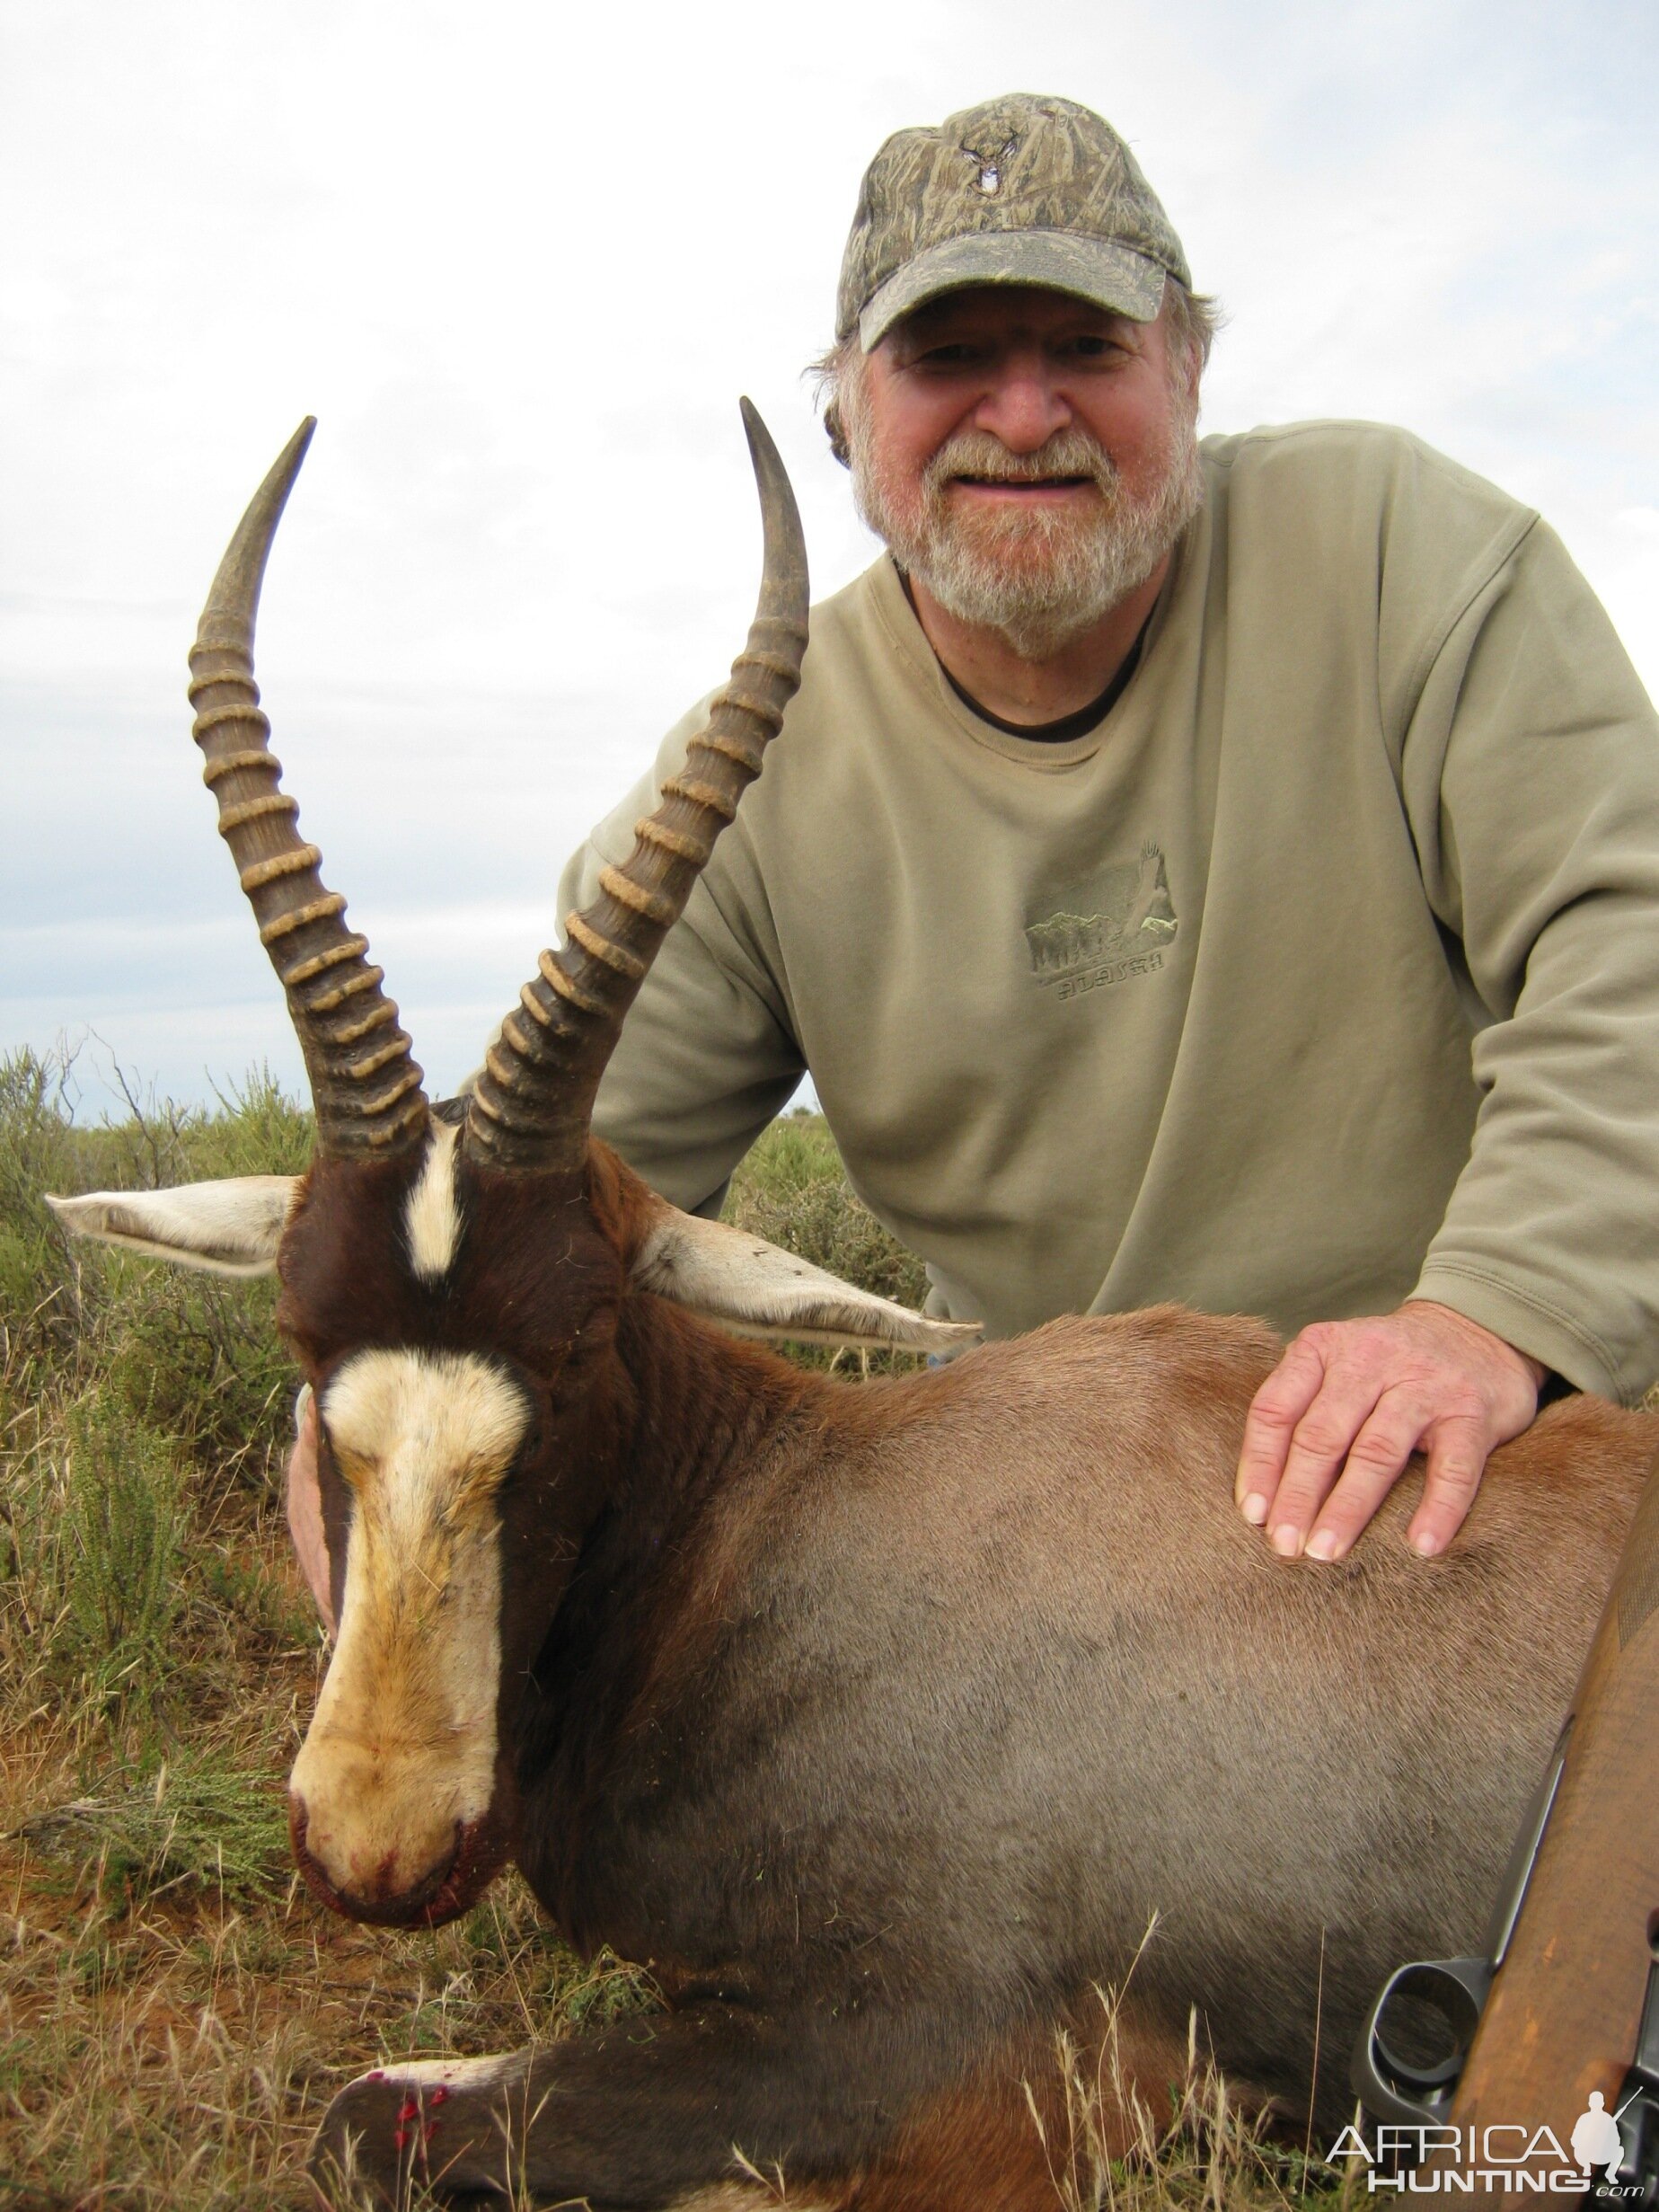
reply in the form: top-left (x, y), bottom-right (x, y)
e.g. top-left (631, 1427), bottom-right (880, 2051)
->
top-left (309, 2052), bottom-right (531, 2208)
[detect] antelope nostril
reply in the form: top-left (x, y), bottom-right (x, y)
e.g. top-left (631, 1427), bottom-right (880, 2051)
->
top-left (288, 1792), bottom-right (508, 1928)
top-left (336, 1826), bottom-right (462, 1919)
top-left (293, 1803), bottom-right (464, 1924)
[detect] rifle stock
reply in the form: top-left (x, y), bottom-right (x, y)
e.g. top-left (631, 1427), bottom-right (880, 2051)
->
top-left (1435, 1451), bottom-right (1659, 2189)
top-left (1356, 1449), bottom-right (1659, 2195)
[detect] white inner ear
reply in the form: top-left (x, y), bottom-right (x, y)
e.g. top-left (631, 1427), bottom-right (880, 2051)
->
top-left (45, 1177), bottom-right (298, 1278)
top-left (630, 1199), bottom-right (981, 1356)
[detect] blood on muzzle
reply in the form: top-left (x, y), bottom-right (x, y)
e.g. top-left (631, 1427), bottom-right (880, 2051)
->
top-left (288, 1793), bottom-right (508, 1929)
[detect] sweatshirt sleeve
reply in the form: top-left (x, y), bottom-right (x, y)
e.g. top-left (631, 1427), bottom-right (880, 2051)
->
top-left (1398, 517), bottom-right (1659, 1402)
top-left (554, 699), bottom-right (807, 1217)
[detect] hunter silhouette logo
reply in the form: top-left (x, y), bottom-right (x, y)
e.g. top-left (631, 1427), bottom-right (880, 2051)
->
top-left (1025, 844), bottom-right (1178, 1000)
top-left (1572, 2093), bottom-right (1630, 2184)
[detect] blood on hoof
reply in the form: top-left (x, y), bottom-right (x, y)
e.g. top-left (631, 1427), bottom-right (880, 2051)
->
top-left (309, 2053), bottom-right (531, 2208)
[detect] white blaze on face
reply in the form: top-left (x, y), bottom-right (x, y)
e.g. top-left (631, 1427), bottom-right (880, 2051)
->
top-left (290, 1348), bottom-right (530, 1904)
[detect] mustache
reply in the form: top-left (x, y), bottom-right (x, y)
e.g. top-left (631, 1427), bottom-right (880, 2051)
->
top-left (922, 428), bottom-right (1119, 495)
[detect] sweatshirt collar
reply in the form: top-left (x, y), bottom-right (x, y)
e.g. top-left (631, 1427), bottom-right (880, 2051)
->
top-left (863, 528), bottom-right (1190, 768)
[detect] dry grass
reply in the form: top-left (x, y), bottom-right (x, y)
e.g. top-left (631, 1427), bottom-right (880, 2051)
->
top-left (0, 1049), bottom-right (658, 2208)
top-left (1025, 1969), bottom-right (1348, 2212)
top-left (0, 1054), bottom-right (1342, 2210)
top-left (0, 1376), bottom-right (651, 2208)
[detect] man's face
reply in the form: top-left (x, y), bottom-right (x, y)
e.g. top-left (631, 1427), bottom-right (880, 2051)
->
top-left (843, 285), bottom-right (1203, 660)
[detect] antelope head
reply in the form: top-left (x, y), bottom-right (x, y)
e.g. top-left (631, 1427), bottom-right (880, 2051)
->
top-left (50, 415), bottom-right (976, 1928)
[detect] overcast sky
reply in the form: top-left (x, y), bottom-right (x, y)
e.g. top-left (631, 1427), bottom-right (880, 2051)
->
top-left (4, 0), bottom-right (1655, 1116)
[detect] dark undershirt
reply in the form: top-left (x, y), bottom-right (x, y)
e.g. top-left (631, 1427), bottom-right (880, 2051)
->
top-left (898, 571), bottom-right (1149, 741)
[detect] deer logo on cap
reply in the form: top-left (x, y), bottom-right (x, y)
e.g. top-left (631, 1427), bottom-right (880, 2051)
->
top-left (962, 129), bottom-right (1019, 197)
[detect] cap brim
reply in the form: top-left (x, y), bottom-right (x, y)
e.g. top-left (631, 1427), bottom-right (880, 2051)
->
top-left (858, 230), bottom-right (1169, 350)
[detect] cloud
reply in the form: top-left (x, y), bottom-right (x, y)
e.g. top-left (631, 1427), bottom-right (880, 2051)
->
top-left (5, 0), bottom-right (1655, 1104)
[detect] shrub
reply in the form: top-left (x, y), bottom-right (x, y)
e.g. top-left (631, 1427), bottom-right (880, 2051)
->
top-left (724, 1106), bottom-right (931, 1364)
top-left (57, 1387), bottom-right (183, 1709)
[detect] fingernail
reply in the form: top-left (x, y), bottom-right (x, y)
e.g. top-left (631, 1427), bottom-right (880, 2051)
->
top-left (1412, 1528), bottom-right (1442, 1557)
top-left (1240, 1493), bottom-right (1268, 1526)
top-left (1305, 1529), bottom-right (1340, 1562)
top-left (1270, 1524), bottom-right (1303, 1558)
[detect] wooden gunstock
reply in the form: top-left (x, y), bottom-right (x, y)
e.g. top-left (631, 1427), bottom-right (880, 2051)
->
top-left (1429, 1453), bottom-right (1659, 2187)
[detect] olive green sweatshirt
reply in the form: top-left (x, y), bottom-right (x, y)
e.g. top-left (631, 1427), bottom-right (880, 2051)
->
top-left (558, 421), bottom-right (1659, 1403)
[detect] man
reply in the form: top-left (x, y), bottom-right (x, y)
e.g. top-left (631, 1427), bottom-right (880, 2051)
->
top-left (288, 93), bottom-right (1659, 1606)
top-left (554, 93), bottom-right (1659, 1540)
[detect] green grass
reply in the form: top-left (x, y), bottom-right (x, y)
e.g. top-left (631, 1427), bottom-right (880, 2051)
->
top-left (0, 1048), bottom-right (1336, 2210)
top-left (727, 1108), bottom-right (928, 1305)
top-left (720, 1103), bottom-right (936, 1374)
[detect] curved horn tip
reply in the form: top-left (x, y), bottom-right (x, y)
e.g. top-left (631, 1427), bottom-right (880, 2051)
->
top-left (736, 398), bottom-right (807, 590)
top-left (200, 417), bottom-right (321, 627)
top-left (279, 414), bottom-right (319, 473)
top-left (737, 395), bottom-right (782, 475)
top-left (243, 415), bottom-right (319, 519)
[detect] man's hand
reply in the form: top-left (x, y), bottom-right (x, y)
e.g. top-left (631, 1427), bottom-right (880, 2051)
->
top-left (1235, 1301), bottom-right (1545, 1562)
top-left (287, 1387), bottom-right (337, 1637)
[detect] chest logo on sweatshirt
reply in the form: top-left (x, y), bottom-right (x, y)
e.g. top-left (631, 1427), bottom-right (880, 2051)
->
top-left (1025, 844), bottom-right (1178, 1001)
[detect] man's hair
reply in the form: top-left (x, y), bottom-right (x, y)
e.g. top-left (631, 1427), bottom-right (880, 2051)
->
top-left (1164, 280), bottom-right (1222, 375)
top-left (808, 279), bottom-right (1221, 468)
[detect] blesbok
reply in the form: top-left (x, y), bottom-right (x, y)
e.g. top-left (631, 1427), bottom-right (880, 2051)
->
top-left (50, 414), bottom-right (1654, 2212)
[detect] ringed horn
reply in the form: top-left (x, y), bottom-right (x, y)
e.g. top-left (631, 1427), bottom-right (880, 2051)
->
top-left (463, 396), bottom-right (809, 1174)
top-left (187, 418), bottom-right (428, 1156)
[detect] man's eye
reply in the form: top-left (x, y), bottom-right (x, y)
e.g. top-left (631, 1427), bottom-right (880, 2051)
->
top-left (1064, 334), bottom-right (1122, 360)
top-left (908, 341), bottom-right (984, 369)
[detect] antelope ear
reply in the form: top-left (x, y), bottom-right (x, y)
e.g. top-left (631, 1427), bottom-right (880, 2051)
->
top-left (629, 1198), bottom-right (982, 1356)
top-left (45, 1176), bottom-right (299, 1278)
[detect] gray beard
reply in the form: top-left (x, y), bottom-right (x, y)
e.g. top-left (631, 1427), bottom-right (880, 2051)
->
top-left (848, 410), bottom-right (1203, 662)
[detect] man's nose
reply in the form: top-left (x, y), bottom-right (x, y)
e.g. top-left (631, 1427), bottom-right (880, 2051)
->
top-left (972, 361), bottom-right (1072, 451)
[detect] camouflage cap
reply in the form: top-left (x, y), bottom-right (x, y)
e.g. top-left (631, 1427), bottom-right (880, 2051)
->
top-left (837, 94), bottom-right (1192, 350)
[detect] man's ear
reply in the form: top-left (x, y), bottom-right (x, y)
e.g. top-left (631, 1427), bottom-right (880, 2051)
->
top-left (628, 1194), bottom-right (981, 1356)
top-left (46, 1177), bottom-right (300, 1277)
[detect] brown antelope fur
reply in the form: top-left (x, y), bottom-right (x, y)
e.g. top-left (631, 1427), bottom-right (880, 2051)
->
top-left (49, 421), bottom-right (1659, 2208)
top-left (256, 1110), bottom-right (1650, 2208)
